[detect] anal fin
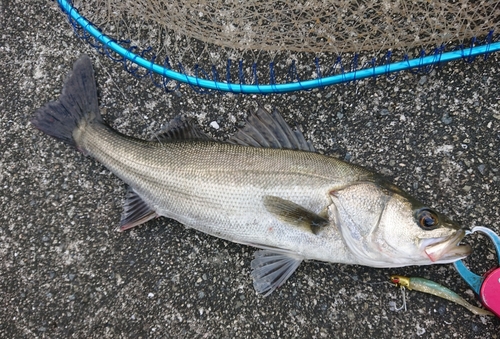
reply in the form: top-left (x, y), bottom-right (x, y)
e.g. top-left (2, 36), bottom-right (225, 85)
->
top-left (251, 248), bottom-right (303, 297)
top-left (118, 187), bottom-right (157, 231)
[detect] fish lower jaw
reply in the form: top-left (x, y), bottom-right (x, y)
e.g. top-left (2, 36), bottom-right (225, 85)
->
top-left (422, 230), bottom-right (472, 262)
top-left (427, 244), bottom-right (472, 263)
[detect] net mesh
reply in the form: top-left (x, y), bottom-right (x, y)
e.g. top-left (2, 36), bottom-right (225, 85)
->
top-left (77, 0), bottom-right (500, 54)
top-left (69, 0), bottom-right (500, 90)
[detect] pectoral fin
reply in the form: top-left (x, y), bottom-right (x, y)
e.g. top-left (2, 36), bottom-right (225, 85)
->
top-left (263, 196), bottom-right (328, 234)
top-left (118, 187), bottom-right (157, 231)
top-left (251, 248), bottom-right (303, 297)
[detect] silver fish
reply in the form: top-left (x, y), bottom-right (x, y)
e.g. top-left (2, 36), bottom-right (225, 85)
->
top-left (32, 56), bottom-right (471, 296)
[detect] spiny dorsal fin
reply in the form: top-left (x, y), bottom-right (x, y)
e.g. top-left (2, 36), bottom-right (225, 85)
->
top-left (263, 196), bottom-right (328, 234)
top-left (118, 187), bottom-right (157, 231)
top-left (154, 115), bottom-right (211, 142)
top-left (229, 106), bottom-right (316, 152)
top-left (251, 248), bottom-right (303, 297)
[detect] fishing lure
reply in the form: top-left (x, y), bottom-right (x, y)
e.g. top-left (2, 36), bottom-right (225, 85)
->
top-left (390, 275), bottom-right (493, 316)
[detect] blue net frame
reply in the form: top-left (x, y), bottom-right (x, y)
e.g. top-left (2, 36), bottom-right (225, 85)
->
top-left (59, 0), bottom-right (500, 94)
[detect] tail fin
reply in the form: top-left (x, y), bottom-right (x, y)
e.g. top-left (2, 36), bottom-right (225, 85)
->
top-left (31, 55), bottom-right (101, 146)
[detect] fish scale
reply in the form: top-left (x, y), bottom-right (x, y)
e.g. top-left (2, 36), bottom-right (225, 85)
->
top-left (31, 55), bottom-right (472, 296)
top-left (80, 125), bottom-right (356, 250)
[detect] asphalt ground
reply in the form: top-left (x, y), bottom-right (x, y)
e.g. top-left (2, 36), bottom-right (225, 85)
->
top-left (1, 1), bottom-right (499, 338)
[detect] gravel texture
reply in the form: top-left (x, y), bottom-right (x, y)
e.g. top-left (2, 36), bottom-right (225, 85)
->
top-left (1, 1), bottom-right (499, 338)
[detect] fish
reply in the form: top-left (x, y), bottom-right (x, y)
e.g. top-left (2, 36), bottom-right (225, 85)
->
top-left (390, 275), bottom-right (494, 316)
top-left (31, 55), bottom-right (472, 296)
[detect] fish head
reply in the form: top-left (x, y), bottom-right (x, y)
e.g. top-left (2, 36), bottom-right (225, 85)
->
top-left (329, 180), bottom-right (471, 267)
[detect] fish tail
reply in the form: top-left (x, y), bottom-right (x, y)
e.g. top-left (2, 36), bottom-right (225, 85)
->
top-left (31, 55), bottom-right (102, 147)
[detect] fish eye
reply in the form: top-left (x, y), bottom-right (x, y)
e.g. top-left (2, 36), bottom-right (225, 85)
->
top-left (416, 209), bottom-right (439, 230)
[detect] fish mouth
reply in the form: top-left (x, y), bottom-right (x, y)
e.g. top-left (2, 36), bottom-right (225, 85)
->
top-left (422, 229), bottom-right (472, 262)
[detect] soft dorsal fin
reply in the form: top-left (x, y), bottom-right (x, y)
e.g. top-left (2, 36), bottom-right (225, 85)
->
top-left (263, 196), bottom-right (328, 234)
top-left (154, 115), bottom-right (211, 142)
top-left (118, 187), bottom-right (157, 231)
top-left (229, 106), bottom-right (316, 152)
